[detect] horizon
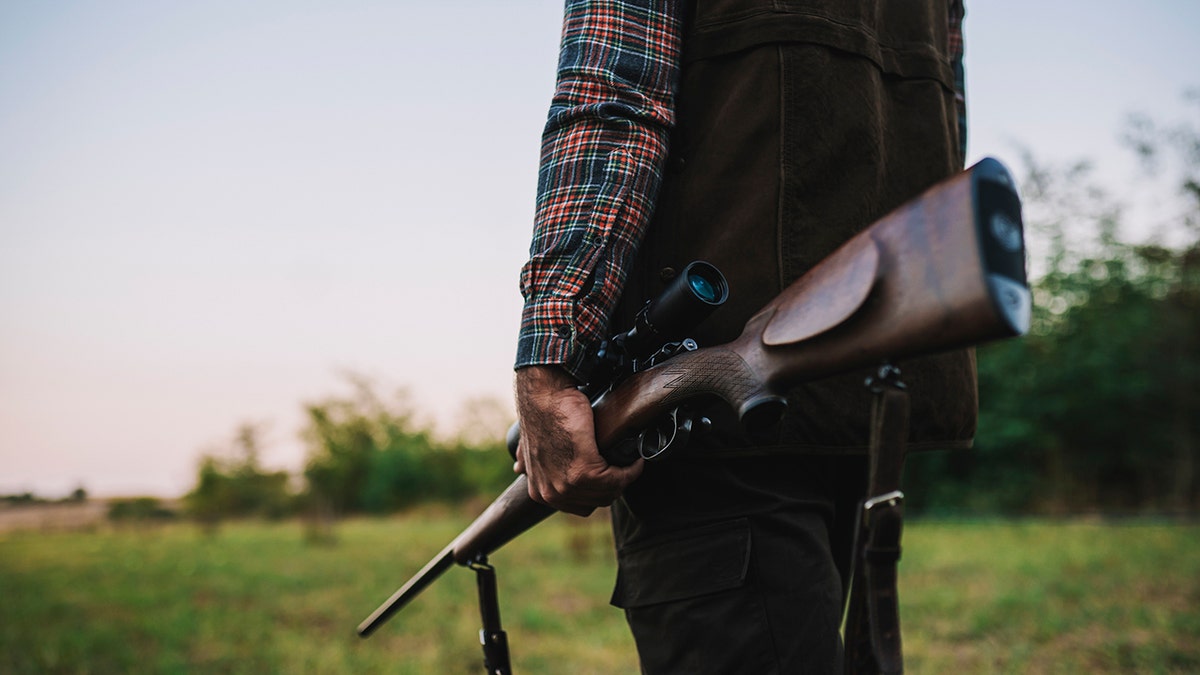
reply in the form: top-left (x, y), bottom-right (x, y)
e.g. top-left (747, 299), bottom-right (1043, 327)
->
top-left (3, 0), bottom-right (1198, 498)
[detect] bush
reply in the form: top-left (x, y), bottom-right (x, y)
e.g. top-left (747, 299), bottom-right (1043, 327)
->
top-left (107, 497), bottom-right (178, 522)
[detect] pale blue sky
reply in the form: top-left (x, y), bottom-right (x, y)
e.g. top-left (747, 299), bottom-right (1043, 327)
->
top-left (2, 1), bottom-right (1197, 497)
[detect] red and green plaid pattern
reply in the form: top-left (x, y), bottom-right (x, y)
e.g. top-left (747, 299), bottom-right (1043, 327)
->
top-left (516, 0), bottom-right (683, 378)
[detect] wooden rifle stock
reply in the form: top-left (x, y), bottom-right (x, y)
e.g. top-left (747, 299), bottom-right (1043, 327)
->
top-left (358, 157), bottom-right (1030, 638)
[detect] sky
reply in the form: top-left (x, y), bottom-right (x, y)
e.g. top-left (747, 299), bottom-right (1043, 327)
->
top-left (2, 1), bottom-right (1198, 498)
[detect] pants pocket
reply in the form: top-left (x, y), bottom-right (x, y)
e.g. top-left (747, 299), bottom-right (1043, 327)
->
top-left (611, 519), bottom-right (781, 674)
top-left (611, 518), bottom-right (752, 609)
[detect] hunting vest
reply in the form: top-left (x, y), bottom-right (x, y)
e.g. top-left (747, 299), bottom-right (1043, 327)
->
top-left (614, 0), bottom-right (977, 453)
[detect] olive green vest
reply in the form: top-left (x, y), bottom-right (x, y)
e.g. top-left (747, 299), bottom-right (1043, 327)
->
top-left (614, 0), bottom-right (976, 453)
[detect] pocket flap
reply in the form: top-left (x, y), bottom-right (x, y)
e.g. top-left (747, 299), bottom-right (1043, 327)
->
top-left (611, 519), bottom-right (752, 609)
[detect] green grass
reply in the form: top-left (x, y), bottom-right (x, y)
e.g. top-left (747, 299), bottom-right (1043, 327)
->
top-left (1, 512), bottom-right (1197, 673)
top-left (901, 520), bottom-right (1200, 673)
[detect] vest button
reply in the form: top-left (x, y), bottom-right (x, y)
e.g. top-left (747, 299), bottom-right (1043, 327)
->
top-left (659, 267), bottom-right (677, 282)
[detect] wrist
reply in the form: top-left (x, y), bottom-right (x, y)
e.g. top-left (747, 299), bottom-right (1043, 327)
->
top-left (516, 364), bottom-right (577, 395)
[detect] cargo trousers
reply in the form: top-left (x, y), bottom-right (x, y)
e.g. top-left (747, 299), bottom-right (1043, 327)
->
top-left (611, 453), bottom-right (868, 673)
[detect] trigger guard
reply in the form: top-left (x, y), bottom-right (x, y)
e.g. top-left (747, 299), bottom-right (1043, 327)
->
top-left (638, 408), bottom-right (693, 461)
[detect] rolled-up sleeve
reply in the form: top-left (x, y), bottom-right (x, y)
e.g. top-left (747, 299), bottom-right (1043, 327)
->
top-left (515, 0), bottom-right (683, 380)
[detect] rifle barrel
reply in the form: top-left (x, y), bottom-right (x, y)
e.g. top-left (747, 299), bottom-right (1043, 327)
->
top-left (357, 543), bottom-right (457, 637)
top-left (357, 476), bottom-right (556, 637)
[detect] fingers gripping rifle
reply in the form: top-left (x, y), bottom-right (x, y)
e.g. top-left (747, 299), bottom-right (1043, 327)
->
top-left (358, 159), bottom-right (1030, 650)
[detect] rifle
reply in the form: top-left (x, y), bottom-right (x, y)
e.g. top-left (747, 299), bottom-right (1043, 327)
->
top-left (358, 158), bottom-right (1030, 657)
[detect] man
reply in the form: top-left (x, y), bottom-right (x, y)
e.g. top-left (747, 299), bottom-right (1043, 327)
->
top-left (514, 1), bottom-right (972, 671)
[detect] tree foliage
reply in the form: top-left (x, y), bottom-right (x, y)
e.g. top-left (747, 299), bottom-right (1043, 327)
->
top-left (300, 377), bottom-right (513, 516)
top-left (184, 383), bottom-right (516, 523)
top-left (184, 424), bottom-right (294, 526)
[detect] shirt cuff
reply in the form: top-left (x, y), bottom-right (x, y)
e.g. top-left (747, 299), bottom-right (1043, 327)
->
top-left (514, 296), bottom-right (594, 381)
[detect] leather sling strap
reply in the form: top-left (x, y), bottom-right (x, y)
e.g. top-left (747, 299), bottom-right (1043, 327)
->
top-left (843, 367), bottom-right (910, 674)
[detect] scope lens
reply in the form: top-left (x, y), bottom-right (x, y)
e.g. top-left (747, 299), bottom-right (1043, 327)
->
top-left (688, 272), bottom-right (719, 303)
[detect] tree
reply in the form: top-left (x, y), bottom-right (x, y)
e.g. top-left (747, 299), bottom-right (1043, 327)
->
top-left (184, 423), bottom-right (294, 528)
top-left (299, 376), bottom-right (510, 515)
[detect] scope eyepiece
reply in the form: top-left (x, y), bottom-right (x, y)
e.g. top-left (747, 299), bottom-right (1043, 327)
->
top-left (688, 270), bottom-right (721, 304)
top-left (623, 261), bottom-right (729, 360)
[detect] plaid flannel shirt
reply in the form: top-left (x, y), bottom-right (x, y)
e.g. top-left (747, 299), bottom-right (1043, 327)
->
top-left (516, 0), bottom-right (966, 380)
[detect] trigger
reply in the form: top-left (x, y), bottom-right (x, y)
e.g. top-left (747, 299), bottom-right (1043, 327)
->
top-left (637, 407), bottom-right (711, 462)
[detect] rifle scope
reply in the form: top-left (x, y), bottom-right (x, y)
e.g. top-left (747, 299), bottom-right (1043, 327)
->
top-left (622, 261), bottom-right (729, 360)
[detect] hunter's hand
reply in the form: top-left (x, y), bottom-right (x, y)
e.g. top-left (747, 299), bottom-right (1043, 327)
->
top-left (514, 365), bottom-right (643, 516)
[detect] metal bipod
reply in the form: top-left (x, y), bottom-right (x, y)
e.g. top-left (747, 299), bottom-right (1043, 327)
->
top-left (469, 555), bottom-right (512, 675)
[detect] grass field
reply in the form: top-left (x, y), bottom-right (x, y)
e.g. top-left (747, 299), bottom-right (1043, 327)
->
top-left (1, 509), bottom-right (1197, 674)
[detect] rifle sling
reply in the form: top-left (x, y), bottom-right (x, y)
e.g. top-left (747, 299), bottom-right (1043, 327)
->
top-left (843, 384), bottom-right (909, 675)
